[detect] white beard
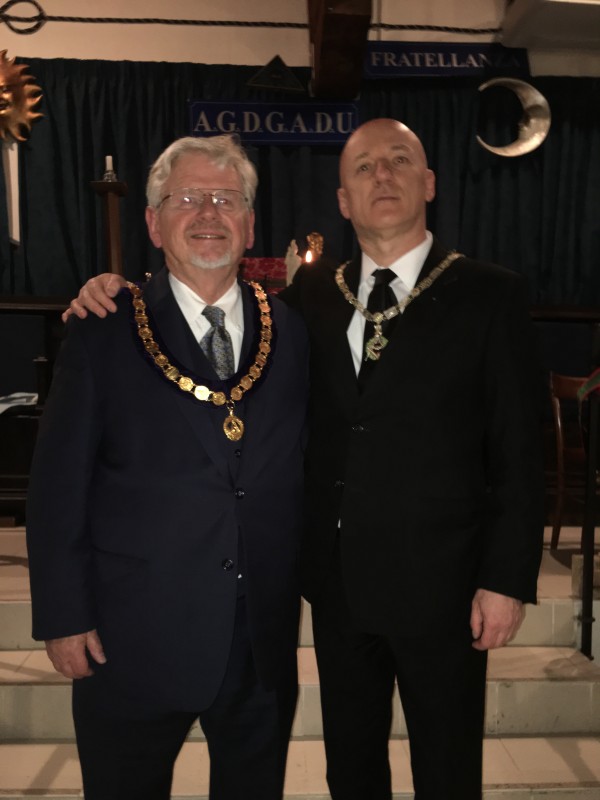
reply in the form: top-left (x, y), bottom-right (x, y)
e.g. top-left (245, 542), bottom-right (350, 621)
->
top-left (190, 251), bottom-right (233, 271)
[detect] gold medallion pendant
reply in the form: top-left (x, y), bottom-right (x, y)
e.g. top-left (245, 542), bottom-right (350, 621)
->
top-left (223, 408), bottom-right (245, 441)
top-left (127, 281), bottom-right (273, 441)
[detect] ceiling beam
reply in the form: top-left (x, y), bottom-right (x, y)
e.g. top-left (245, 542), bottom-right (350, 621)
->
top-left (308, 0), bottom-right (372, 99)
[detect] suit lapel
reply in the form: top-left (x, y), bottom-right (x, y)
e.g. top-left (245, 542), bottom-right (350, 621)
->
top-left (410, 236), bottom-right (461, 308)
top-left (230, 280), bottom-right (258, 443)
top-left (321, 255), bottom-right (361, 409)
top-left (357, 238), bottom-right (462, 400)
top-left (144, 268), bottom-right (216, 377)
top-left (239, 278), bottom-right (257, 366)
top-left (236, 282), bottom-right (278, 462)
top-left (415, 237), bottom-right (455, 284)
top-left (142, 268), bottom-right (232, 483)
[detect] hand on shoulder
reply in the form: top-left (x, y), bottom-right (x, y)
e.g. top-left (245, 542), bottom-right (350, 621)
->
top-left (62, 273), bottom-right (126, 323)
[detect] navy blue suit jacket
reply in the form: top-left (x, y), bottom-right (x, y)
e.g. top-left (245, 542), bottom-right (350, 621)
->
top-left (27, 268), bottom-right (309, 713)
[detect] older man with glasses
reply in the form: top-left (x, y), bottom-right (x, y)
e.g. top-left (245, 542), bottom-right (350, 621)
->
top-left (26, 135), bottom-right (309, 800)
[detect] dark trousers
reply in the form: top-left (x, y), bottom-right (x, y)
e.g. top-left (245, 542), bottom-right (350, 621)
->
top-left (311, 544), bottom-right (487, 800)
top-left (72, 598), bottom-right (297, 800)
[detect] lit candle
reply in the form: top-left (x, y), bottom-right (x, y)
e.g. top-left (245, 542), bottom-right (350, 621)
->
top-left (105, 155), bottom-right (113, 172)
top-left (304, 232), bottom-right (323, 263)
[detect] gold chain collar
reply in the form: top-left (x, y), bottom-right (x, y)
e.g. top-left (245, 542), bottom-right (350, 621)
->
top-left (335, 251), bottom-right (462, 361)
top-left (127, 280), bottom-right (273, 441)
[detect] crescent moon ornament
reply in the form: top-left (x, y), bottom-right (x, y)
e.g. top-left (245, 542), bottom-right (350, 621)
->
top-left (477, 78), bottom-right (551, 157)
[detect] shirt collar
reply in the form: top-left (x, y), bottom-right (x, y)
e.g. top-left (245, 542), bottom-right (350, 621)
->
top-left (168, 271), bottom-right (243, 333)
top-left (360, 231), bottom-right (433, 292)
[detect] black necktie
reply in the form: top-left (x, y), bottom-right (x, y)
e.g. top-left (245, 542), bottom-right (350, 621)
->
top-left (199, 306), bottom-right (235, 380)
top-left (357, 268), bottom-right (397, 389)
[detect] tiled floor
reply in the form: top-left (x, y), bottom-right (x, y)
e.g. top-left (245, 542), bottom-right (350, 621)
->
top-left (0, 738), bottom-right (600, 798)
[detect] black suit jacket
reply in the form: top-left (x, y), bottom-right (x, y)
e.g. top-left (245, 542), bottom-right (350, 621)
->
top-left (27, 268), bottom-right (309, 713)
top-left (282, 238), bottom-right (544, 636)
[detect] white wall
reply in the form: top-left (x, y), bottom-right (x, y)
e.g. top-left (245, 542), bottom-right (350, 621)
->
top-left (2, 0), bottom-right (310, 65)
top-left (375, 0), bottom-right (600, 74)
top-left (2, 0), bottom-right (599, 74)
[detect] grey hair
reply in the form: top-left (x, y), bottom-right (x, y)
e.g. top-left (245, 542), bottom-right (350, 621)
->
top-left (146, 135), bottom-right (258, 209)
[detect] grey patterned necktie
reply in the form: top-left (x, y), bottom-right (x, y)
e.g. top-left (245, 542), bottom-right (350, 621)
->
top-left (199, 305), bottom-right (235, 380)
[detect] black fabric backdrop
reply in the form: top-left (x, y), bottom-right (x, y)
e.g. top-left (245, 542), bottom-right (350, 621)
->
top-left (1, 58), bottom-right (599, 304)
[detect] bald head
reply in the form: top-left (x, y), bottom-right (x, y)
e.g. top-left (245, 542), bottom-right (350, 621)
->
top-left (337, 118), bottom-right (435, 263)
top-left (340, 119), bottom-right (429, 182)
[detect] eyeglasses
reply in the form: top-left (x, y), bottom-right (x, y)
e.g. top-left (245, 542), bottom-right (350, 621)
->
top-left (158, 188), bottom-right (249, 213)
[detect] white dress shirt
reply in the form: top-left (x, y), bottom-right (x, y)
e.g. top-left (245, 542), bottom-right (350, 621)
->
top-left (347, 232), bottom-right (433, 375)
top-left (168, 272), bottom-right (244, 372)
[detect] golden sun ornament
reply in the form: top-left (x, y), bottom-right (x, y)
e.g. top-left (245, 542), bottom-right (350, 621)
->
top-left (0, 50), bottom-right (43, 143)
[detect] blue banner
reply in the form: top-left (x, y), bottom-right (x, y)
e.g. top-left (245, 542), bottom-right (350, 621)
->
top-left (365, 42), bottom-right (529, 78)
top-left (189, 101), bottom-right (358, 145)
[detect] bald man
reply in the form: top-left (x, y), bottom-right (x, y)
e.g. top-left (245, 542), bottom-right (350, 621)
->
top-left (284, 119), bottom-right (543, 799)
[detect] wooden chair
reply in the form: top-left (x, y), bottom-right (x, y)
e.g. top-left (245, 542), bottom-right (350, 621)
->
top-left (549, 372), bottom-right (588, 548)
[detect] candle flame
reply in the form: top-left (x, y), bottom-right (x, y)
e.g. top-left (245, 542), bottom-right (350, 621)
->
top-left (305, 250), bottom-right (313, 263)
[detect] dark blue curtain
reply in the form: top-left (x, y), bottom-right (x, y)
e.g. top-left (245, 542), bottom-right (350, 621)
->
top-left (2, 58), bottom-right (599, 304)
top-left (0, 148), bottom-right (11, 290)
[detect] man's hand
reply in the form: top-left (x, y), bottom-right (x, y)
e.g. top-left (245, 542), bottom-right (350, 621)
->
top-left (470, 588), bottom-right (524, 651)
top-left (45, 629), bottom-right (107, 679)
top-left (62, 274), bottom-right (126, 323)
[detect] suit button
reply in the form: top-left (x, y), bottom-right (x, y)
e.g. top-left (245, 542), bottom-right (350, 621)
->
top-left (334, 480), bottom-right (344, 489)
top-left (234, 449), bottom-right (242, 458)
top-left (222, 559), bottom-right (234, 571)
top-left (235, 488), bottom-right (245, 499)
top-left (351, 424), bottom-right (365, 433)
